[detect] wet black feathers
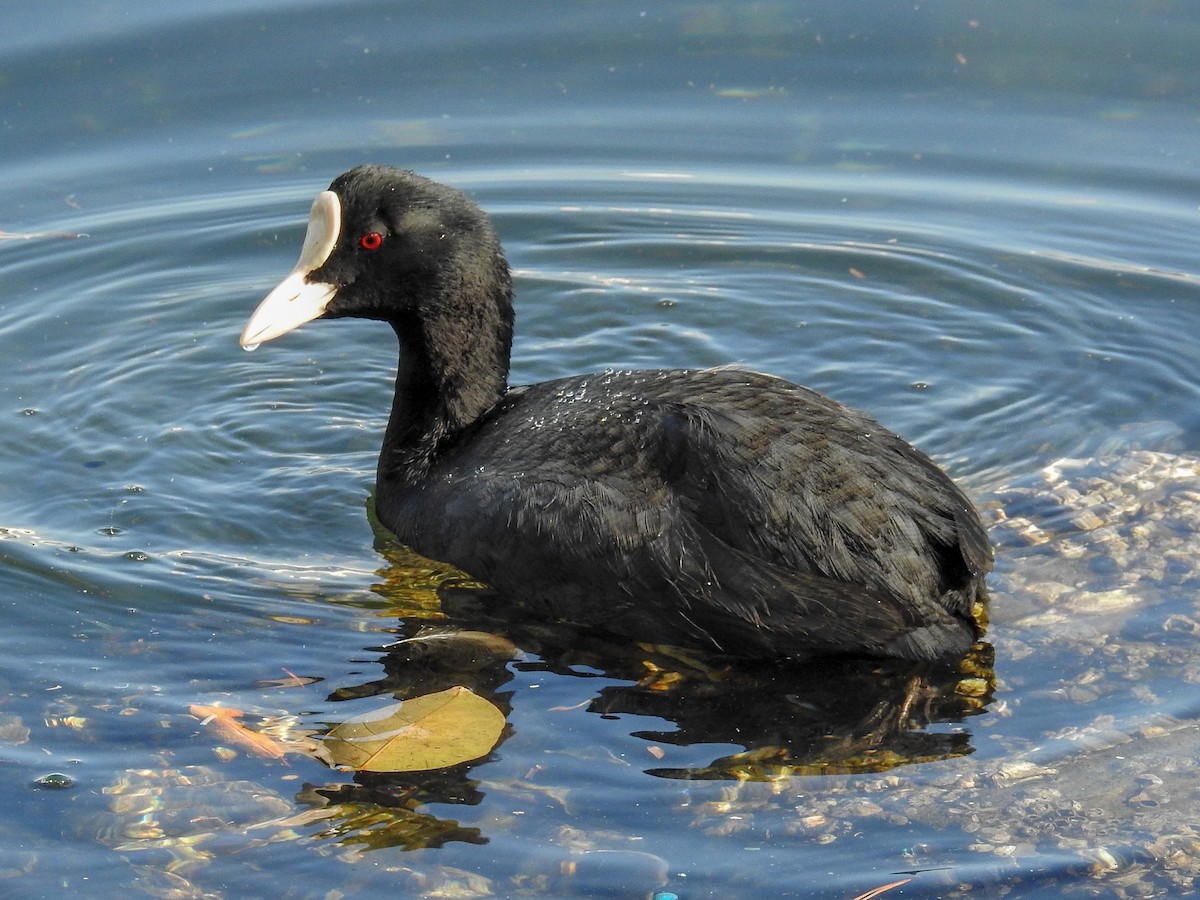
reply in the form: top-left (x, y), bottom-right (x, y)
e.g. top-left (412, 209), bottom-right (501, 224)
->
top-left (297, 166), bottom-right (993, 660)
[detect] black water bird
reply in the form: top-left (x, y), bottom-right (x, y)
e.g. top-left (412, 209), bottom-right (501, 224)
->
top-left (240, 165), bottom-right (991, 660)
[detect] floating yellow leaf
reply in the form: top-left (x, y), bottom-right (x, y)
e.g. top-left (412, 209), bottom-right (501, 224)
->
top-left (323, 686), bottom-right (504, 773)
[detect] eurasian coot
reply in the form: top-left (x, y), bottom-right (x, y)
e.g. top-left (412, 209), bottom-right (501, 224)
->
top-left (240, 165), bottom-right (992, 660)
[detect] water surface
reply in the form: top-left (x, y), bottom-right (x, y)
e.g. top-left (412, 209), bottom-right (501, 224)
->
top-left (2, 2), bottom-right (1199, 897)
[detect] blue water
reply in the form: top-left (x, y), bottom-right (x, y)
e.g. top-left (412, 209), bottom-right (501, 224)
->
top-left (2, 2), bottom-right (1199, 897)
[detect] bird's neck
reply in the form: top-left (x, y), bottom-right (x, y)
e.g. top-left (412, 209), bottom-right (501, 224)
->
top-left (377, 303), bottom-right (512, 489)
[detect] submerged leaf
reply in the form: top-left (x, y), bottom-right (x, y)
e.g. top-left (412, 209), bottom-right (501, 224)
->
top-left (190, 705), bottom-right (287, 760)
top-left (323, 686), bottom-right (504, 772)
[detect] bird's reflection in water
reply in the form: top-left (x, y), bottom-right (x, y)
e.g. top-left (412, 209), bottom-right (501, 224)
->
top-left (296, 543), bottom-right (994, 850)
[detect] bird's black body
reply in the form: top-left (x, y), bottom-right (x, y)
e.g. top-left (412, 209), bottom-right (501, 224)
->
top-left (242, 164), bottom-right (992, 661)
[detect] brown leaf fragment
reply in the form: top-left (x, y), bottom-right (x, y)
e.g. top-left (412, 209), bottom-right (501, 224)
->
top-left (190, 704), bottom-right (287, 761)
top-left (255, 667), bottom-right (320, 689)
top-left (851, 878), bottom-right (912, 900)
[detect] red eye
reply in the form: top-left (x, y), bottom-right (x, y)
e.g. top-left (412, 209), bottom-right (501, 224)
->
top-left (359, 232), bottom-right (384, 251)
